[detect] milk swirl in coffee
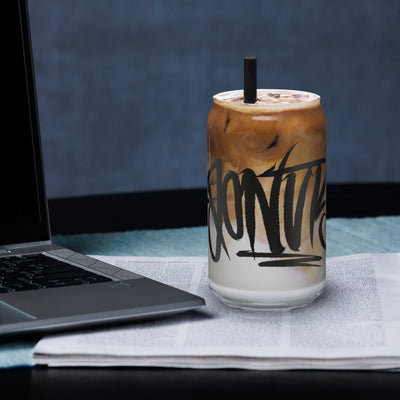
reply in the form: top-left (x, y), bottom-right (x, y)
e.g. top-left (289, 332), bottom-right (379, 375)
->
top-left (207, 89), bottom-right (327, 310)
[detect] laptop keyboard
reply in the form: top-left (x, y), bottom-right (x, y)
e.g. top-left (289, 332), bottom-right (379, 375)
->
top-left (0, 254), bottom-right (112, 293)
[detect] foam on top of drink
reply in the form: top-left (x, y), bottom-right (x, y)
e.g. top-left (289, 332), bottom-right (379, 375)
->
top-left (214, 89), bottom-right (320, 112)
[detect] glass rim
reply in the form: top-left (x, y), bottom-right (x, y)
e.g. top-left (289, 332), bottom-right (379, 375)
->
top-left (213, 89), bottom-right (321, 112)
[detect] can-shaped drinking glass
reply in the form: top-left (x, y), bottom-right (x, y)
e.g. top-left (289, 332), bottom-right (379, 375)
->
top-left (207, 89), bottom-right (327, 310)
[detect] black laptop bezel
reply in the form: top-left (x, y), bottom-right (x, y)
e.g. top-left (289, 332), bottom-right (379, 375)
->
top-left (1, 0), bottom-right (51, 246)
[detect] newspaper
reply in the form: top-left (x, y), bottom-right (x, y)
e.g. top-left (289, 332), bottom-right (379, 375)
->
top-left (33, 253), bottom-right (400, 370)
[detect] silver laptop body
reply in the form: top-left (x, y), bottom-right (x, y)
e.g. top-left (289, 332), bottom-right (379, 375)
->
top-left (0, 0), bottom-right (204, 339)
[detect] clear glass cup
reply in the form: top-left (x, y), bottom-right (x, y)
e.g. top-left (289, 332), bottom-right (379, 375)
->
top-left (207, 89), bottom-right (327, 311)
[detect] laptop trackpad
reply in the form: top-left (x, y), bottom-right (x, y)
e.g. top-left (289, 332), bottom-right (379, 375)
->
top-left (0, 301), bottom-right (36, 324)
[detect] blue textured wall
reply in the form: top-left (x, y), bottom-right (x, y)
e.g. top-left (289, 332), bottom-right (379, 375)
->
top-left (28, 0), bottom-right (400, 198)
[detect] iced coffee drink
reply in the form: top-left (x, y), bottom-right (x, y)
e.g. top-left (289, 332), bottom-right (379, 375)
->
top-left (207, 88), bottom-right (326, 310)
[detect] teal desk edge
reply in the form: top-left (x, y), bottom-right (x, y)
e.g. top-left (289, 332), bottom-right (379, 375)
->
top-left (1, 215), bottom-right (399, 369)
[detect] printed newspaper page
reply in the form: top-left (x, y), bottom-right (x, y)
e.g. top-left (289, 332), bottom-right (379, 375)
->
top-left (33, 253), bottom-right (400, 370)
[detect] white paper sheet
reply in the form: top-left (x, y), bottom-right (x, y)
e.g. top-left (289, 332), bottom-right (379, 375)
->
top-left (33, 253), bottom-right (400, 370)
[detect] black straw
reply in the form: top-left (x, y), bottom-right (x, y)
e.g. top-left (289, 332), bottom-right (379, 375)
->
top-left (244, 56), bottom-right (257, 103)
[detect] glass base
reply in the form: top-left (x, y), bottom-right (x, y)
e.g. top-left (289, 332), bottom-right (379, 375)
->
top-left (209, 280), bottom-right (325, 312)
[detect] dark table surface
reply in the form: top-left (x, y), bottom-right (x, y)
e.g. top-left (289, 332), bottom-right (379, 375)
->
top-left (48, 183), bottom-right (400, 235)
top-left (2, 183), bottom-right (400, 399)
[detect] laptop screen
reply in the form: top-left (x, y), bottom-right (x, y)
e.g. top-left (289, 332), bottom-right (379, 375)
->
top-left (1, 0), bottom-right (50, 245)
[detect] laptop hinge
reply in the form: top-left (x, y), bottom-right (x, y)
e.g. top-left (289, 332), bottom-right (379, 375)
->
top-left (3, 240), bottom-right (52, 251)
top-left (0, 246), bottom-right (10, 255)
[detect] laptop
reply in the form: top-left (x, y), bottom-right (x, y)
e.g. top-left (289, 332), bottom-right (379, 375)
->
top-left (0, 0), bottom-right (205, 339)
